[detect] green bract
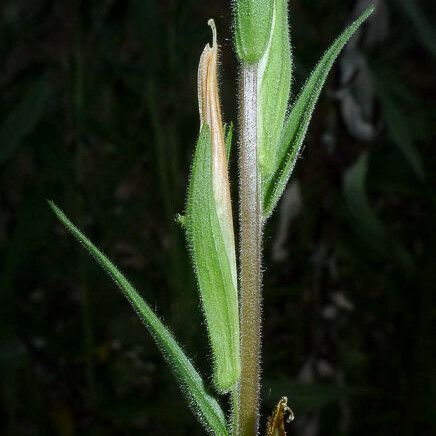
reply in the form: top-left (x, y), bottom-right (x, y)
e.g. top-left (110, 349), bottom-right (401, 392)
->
top-left (257, 0), bottom-right (292, 201)
top-left (185, 125), bottom-right (240, 393)
top-left (184, 21), bottom-right (240, 393)
top-left (48, 202), bottom-right (228, 436)
top-left (234, 0), bottom-right (274, 63)
top-left (262, 6), bottom-right (375, 218)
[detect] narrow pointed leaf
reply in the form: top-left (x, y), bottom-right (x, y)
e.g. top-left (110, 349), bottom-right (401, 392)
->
top-left (343, 153), bottom-right (385, 245)
top-left (343, 154), bottom-right (414, 272)
top-left (263, 6), bottom-right (374, 218)
top-left (378, 90), bottom-right (425, 181)
top-left (258, 0), bottom-right (292, 188)
top-left (48, 201), bottom-right (228, 436)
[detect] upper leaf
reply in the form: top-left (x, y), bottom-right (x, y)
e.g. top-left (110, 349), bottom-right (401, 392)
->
top-left (48, 201), bottom-right (229, 436)
top-left (263, 6), bottom-right (375, 219)
top-left (258, 0), bottom-right (292, 195)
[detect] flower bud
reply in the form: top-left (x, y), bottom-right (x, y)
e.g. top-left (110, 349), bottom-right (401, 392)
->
top-left (234, 0), bottom-right (274, 63)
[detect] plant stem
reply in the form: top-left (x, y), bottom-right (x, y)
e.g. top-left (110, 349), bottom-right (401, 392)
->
top-left (237, 64), bottom-right (262, 436)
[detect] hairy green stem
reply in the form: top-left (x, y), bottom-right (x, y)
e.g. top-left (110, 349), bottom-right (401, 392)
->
top-left (237, 64), bottom-right (262, 436)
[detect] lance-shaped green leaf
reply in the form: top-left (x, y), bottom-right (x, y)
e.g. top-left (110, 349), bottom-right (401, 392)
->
top-left (234, 0), bottom-right (274, 63)
top-left (185, 20), bottom-right (240, 393)
top-left (263, 6), bottom-right (374, 218)
top-left (48, 201), bottom-right (228, 436)
top-left (258, 0), bottom-right (292, 197)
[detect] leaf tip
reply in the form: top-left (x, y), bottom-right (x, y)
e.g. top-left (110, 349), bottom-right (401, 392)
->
top-left (360, 5), bottom-right (376, 22)
top-left (47, 199), bottom-right (58, 214)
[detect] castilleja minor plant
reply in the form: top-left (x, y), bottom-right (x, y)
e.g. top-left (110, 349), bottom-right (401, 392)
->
top-left (49, 1), bottom-right (374, 435)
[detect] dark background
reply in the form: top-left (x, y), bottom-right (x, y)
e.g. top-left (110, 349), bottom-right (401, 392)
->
top-left (1, 0), bottom-right (435, 434)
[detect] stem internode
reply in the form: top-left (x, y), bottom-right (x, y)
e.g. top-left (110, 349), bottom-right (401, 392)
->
top-left (237, 64), bottom-right (262, 436)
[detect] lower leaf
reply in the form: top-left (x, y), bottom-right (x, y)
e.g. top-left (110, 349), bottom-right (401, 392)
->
top-left (48, 201), bottom-right (228, 436)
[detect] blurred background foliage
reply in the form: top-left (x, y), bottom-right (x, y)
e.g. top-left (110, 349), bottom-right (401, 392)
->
top-left (0, 0), bottom-right (435, 434)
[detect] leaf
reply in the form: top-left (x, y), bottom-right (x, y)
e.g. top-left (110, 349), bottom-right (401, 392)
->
top-left (376, 86), bottom-right (425, 181)
top-left (0, 76), bottom-right (51, 164)
top-left (48, 201), bottom-right (229, 436)
top-left (343, 153), bottom-right (415, 271)
top-left (343, 152), bottom-right (386, 250)
top-left (185, 125), bottom-right (240, 393)
top-left (262, 6), bottom-right (375, 218)
top-left (258, 0), bottom-right (292, 194)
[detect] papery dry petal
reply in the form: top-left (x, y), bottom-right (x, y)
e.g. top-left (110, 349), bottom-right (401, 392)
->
top-left (266, 397), bottom-right (294, 436)
top-left (197, 19), bottom-right (237, 290)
